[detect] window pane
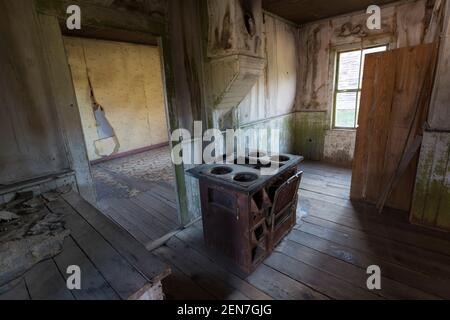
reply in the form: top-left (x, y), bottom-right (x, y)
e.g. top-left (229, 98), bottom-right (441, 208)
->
top-left (335, 92), bottom-right (357, 128)
top-left (359, 46), bottom-right (387, 88)
top-left (337, 50), bottom-right (361, 90)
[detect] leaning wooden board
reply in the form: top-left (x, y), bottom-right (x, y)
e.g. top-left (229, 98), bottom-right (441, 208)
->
top-left (351, 43), bottom-right (439, 212)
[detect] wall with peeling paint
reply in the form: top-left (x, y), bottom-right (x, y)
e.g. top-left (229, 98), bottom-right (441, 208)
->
top-left (230, 0), bottom-right (437, 163)
top-left (231, 13), bottom-right (300, 155)
top-left (237, 14), bottom-right (298, 126)
top-left (167, 0), bottom-right (208, 224)
top-left (324, 130), bottom-right (357, 165)
top-left (411, 0), bottom-right (450, 230)
top-left (296, 0), bottom-right (436, 165)
top-left (64, 37), bottom-right (168, 161)
top-left (1, 0), bottom-right (208, 225)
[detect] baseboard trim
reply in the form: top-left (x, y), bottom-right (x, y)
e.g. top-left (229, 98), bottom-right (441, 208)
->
top-left (90, 142), bottom-right (169, 165)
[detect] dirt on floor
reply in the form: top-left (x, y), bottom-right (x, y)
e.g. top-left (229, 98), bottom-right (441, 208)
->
top-left (91, 146), bottom-right (175, 201)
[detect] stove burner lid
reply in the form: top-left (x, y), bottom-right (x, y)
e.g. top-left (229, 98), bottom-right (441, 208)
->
top-left (210, 166), bottom-right (233, 175)
top-left (233, 172), bottom-right (259, 183)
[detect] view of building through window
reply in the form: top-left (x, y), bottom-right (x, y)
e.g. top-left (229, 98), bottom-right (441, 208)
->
top-left (334, 45), bottom-right (388, 129)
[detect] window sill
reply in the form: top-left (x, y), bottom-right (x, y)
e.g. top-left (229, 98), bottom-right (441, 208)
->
top-left (330, 128), bottom-right (357, 132)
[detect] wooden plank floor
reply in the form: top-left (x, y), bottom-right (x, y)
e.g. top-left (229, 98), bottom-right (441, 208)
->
top-left (154, 161), bottom-right (450, 300)
top-left (100, 183), bottom-right (180, 247)
top-left (94, 167), bottom-right (180, 247)
top-left (0, 192), bottom-right (170, 300)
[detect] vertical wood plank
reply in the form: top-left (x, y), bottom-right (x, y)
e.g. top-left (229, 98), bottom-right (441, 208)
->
top-left (422, 133), bottom-right (448, 225)
top-left (364, 51), bottom-right (396, 202)
top-left (0, 0), bottom-right (70, 185)
top-left (436, 138), bottom-right (450, 229)
top-left (411, 132), bottom-right (438, 223)
top-left (351, 52), bottom-right (377, 200)
top-left (36, 14), bottom-right (96, 205)
top-left (411, 132), bottom-right (450, 231)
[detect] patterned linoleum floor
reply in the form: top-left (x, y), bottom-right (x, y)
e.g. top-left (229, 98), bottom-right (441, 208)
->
top-left (91, 146), bottom-right (175, 201)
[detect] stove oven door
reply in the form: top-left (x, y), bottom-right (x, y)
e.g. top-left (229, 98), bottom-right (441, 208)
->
top-left (270, 171), bottom-right (303, 247)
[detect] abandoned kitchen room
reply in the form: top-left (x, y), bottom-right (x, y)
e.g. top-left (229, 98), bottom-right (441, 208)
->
top-left (1, 0), bottom-right (450, 302)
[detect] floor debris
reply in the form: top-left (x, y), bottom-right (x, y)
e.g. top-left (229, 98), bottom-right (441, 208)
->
top-left (0, 211), bottom-right (19, 223)
top-left (0, 186), bottom-right (73, 287)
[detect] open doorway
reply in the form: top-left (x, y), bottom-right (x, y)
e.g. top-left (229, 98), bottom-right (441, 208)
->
top-left (63, 36), bottom-right (180, 247)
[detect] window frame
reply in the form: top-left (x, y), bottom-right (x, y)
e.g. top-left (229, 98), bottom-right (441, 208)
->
top-left (332, 44), bottom-right (388, 130)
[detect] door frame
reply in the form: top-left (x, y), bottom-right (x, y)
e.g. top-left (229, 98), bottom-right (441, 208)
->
top-left (35, 0), bottom-right (190, 225)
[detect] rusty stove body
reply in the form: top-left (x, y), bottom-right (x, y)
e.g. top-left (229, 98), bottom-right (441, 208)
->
top-left (187, 153), bottom-right (304, 274)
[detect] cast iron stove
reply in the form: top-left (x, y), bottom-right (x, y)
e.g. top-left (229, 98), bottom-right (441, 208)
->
top-left (187, 152), bottom-right (304, 274)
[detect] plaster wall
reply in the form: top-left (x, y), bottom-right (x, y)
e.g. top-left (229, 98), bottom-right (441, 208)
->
top-left (64, 37), bottom-right (169, 161)
top-left (296, 0), bottom-right (435, 165)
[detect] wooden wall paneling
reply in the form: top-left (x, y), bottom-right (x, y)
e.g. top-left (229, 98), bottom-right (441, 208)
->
top-left (36, 15), bottom-right (97, 204)
top-left (427, 0), bottom-right (450, 130)
top-left (295, 112), bottom-right (327, 161)
top-left (395, 0), bottom-right (426, 48)
top-left (351, 43), bottom-right (438, 211)
top-left (426, 133), bottom-right (450, 227)
top-left (411, 132), bottom-right (450, 230)
top-left (34, 0), bottom-right (165, 35)
top-left (167, 0), bottom-right (208, 224)
top-left (237, 13), bottom-right (298, 127)
top-left (436, 135), bottom-right (450, 229)
top-left (0, 0), bottom-right (70, 185)
top-left (411, 132), bottom-right (439, 222)
top-left (410, 2), bottom-right (450, 231)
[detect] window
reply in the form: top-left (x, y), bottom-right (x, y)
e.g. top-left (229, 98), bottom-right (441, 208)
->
top-left (333, 45), bottom-right (388, 129)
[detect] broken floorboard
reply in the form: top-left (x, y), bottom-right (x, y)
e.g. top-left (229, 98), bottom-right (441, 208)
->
top-left (0, 192), bottom-right (170, 300)
top-left (154, 161), bottom-right (450, 300)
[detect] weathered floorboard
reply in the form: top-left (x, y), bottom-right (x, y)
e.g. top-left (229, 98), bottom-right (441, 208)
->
top-left (61, 191), bottom-right (171, 284)
top-left (157, 162), bottom-right (450, 300)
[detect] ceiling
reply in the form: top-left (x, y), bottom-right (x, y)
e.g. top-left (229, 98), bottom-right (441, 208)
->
top-left (262, 0), bottom-right (400, 25)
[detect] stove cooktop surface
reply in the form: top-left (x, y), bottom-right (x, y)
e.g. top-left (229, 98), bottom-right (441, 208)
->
top-left (187, 153), bottom-right (304, 193)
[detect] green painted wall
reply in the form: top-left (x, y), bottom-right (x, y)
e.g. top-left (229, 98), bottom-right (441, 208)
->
top-left (294, 112), bottom-right (327, 161)
top-left (411, 131), bottom-right (450, 230)
top-left (237, 111), bottom-right (327, 161)
top-left (239, 113), bottom-right (297, 154)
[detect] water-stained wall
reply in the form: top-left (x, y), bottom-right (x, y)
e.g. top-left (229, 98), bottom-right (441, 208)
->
top-left (411, 0), bottom-right (450, 230)
top-left (296, 0), bottom-right (438, 165)
top-left (234, 13), bottom-right (299, 154)
top-left (238, 14), bottom-right (298, 124)
top-left (232, 0), bottom-right (438, 163)
top-left (64, 37), bottom-right (168, 161)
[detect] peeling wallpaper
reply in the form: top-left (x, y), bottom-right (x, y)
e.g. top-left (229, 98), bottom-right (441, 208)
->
top-left (296, 0), bottom-right (434, 165)
top-left (64, 37), bottom-right (169, 161)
